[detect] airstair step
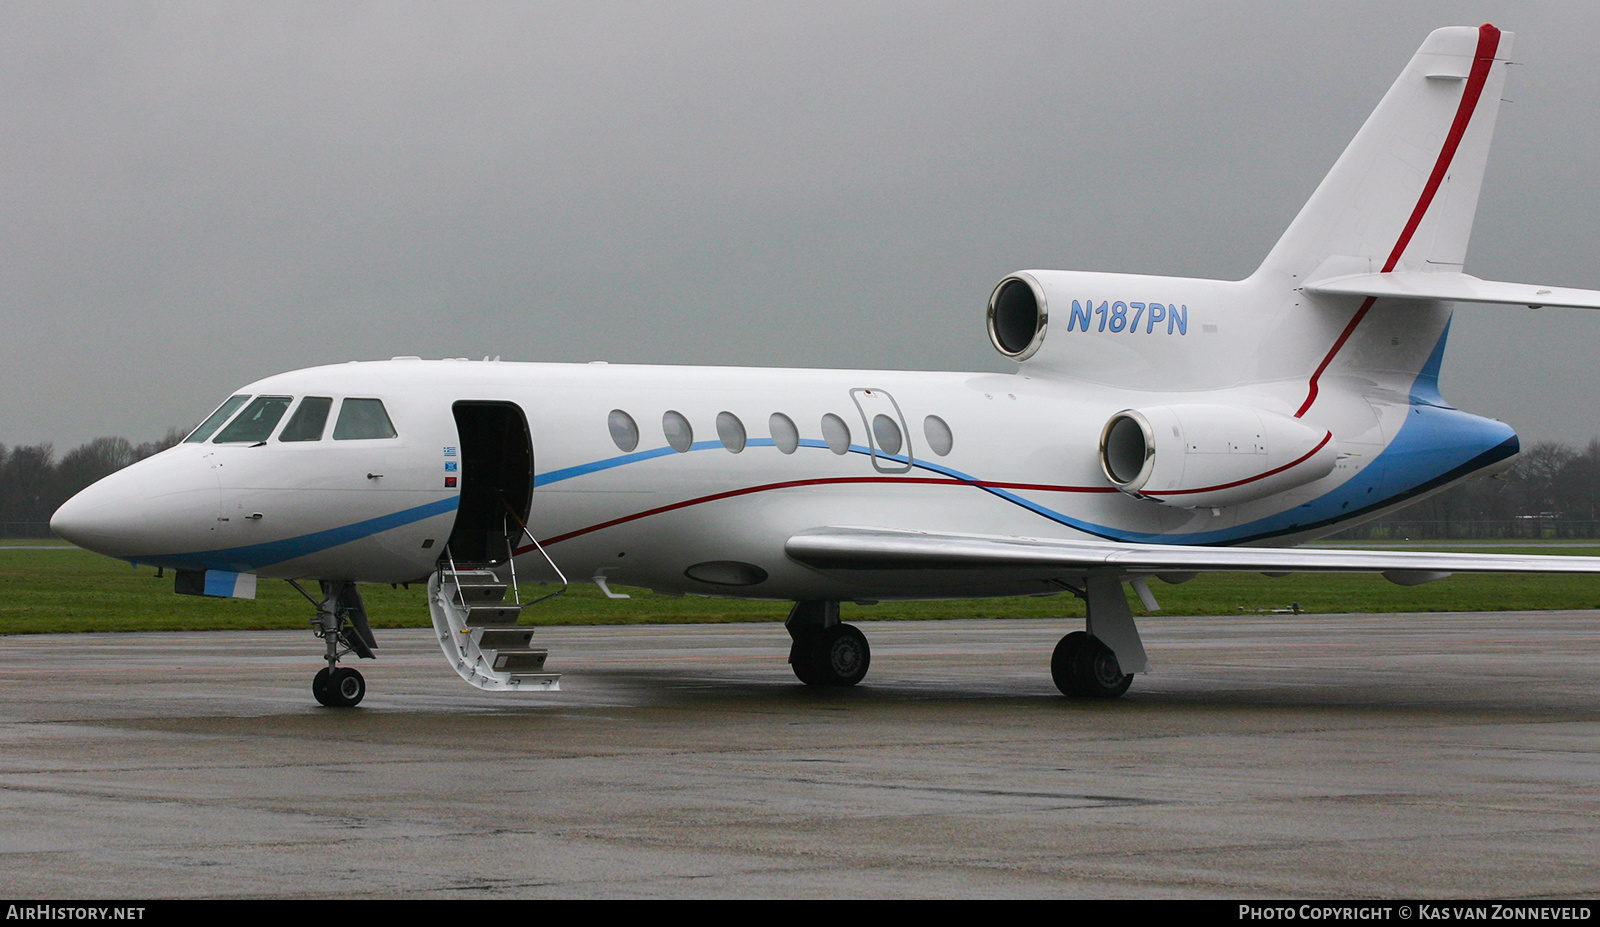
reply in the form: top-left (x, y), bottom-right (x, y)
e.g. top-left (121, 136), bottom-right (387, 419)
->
top-left (454, 584), bottom-right (508, 606)
top-left (492, 649), bottom-right (549, 673)
top-left (477, 629), bottom-right (536, 650)
top-left (443, 569), bottom-right (509, 605)
top-left (464, 604), bottom-right (524, 626)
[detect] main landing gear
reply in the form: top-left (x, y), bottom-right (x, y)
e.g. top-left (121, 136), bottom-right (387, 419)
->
top-left (782, 577), bottom-right (1150, 697)
top-left (1051, 631), bottom-right (1132, 698)
top-left (1050, 573), bottom-right (1150, 699)
top-left (291, 580), bottom-right (378, 708)
top-left (786, 601), bottom-right (870, 687)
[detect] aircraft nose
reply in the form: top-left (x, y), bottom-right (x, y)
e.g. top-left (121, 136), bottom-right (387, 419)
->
top-left (51, 470), bottom-right (154, 555)
top-left (50, 449), bottom-right (219, 560)
top-left (49, 488), bottom-right (102, 550)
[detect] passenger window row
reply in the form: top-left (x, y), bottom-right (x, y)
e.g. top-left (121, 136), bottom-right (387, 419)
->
top-left (185, 395), bottom-right (398, 444)
top-left (608, 409), bottom-right (953, 457)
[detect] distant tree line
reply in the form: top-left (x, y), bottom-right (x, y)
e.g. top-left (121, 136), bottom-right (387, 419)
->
top-left (6, 430), bottom-right (1600, 541)
top-left (1333, 440), bottom-right (1600, 540)
top-left (0, 430), bottom-right (186, 537)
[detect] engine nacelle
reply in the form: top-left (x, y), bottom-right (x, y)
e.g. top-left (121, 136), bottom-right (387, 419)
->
top-left (1098, 404), bottom-right (1338, 508)
top-left (983, 269), bottom-right (1236, 389)
top-left (987, 273), bottom-right (1049, 361)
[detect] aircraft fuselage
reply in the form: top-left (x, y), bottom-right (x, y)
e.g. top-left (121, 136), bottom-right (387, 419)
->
top-left (52, 353), bottom-right (1516, 603)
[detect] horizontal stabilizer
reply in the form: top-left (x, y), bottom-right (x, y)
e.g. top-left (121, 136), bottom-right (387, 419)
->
top-left (1303, 272), bottom-right (1600, 309)
top-left (786, 526), bottom-right (1600, 577)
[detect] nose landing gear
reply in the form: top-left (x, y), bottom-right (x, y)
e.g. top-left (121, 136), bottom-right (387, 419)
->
top-left (312, 665), bottom-right (368, 707)
top-left (292, 580), bottom-right (378, 708)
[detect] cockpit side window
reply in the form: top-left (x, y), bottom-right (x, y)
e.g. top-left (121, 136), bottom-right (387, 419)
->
top-left (184, 395), bottom-right (251, 444)
top-left (332, 398), bottom-right (398, 440)
top-left (279, 397), bottom-right (333, 442)
top-left (213, 396), bottom-right (293, 443)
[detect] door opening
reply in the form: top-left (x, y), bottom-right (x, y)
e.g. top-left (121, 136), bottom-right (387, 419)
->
top-left (446, 401), bottom-right (534, 564)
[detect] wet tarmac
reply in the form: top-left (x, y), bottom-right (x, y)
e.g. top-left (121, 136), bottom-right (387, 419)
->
top-left (2, 613), bottom-right (1598, 898)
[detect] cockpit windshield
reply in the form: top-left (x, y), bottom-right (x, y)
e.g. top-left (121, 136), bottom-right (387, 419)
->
top-left (279, 397), bottom-right (333, 442)
top-left (182, 394), bottom-right (396, 445)
top-left (213, 396), bottom-right (292, 443)
top-left (332, 398), bottom-right (398, 440)
top-left (183, 395), bottom-right (251, 444)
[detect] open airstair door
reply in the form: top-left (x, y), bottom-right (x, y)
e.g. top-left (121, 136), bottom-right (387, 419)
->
top-left (446, 401), bottom-right (534, 563)
top-left (429, 401), bottom-right (559, 692)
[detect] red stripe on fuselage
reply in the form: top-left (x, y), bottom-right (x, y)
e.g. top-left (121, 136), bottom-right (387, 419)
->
top-left (1295, 23), bottom-right (1501, 418)
top-left (519, 475), bottom-right (1120, 551)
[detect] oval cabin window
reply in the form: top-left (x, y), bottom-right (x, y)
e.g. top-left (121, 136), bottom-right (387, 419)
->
top-left (663, 411), bottom-right (693, 453)
top-left (716, 411), bottom-right (747, 453)
top-left (769, 413), bottom-right (799, 454)
top-left (872, 414), bottom-right (902, 456)
top-left (821, 414), bottom-right (851, 455)
top-left (608, 409), bottom-right (640, 452)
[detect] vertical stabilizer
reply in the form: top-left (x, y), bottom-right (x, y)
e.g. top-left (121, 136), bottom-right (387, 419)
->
top-left (1260, 25), bottom-right (1513, 283)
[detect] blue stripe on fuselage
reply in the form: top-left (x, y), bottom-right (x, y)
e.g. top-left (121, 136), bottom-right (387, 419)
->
top-left (130, 495), bottom-right (460, 573)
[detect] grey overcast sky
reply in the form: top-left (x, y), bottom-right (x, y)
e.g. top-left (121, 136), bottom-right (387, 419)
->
top-left (4, 1), bottom-right (1598, 450)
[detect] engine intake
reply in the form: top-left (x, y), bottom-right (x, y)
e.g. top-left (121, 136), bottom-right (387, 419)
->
top-left (987, 274), bottom-right (1048, 360)
top-left (1098, 404), bottom-right (1338, 508)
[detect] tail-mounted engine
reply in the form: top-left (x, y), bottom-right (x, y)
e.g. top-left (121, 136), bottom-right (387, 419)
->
top-left (1099, 404), bottom-right (1337, 509)
top-left (983, 269), bottom-right (1222, 388)
top-left (987, 274), bottom-right (1049, 361)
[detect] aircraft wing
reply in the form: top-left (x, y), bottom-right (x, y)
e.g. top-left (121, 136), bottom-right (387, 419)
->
top-left (784, 526), bottom-right (1600, 580)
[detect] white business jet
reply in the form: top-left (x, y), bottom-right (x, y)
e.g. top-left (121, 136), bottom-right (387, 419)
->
top-left (50, 25), bottom-right (1600, 707)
